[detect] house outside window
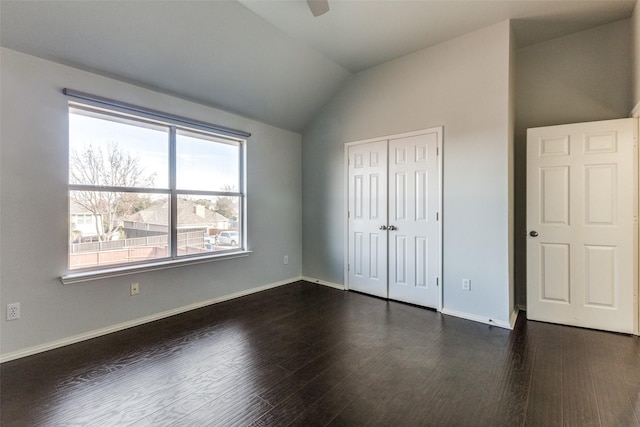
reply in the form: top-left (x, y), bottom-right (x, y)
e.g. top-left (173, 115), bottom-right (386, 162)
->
top-left (68, 102), bottom-right (246, 271)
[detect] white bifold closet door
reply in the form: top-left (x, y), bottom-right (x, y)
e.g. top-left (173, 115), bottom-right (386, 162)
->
top-left (347, 140), bottom-right (389, 299)
top-left (347, 129), bottom-right (441, 309)
top-left (527, 118), bottom-right (637, 334)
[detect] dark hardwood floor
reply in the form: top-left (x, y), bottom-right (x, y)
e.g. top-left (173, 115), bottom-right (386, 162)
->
top-left (2, 280), bottom-right (640, 426)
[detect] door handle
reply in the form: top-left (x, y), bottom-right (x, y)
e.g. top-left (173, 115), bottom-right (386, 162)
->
top-left (529, 230), bottom-right (538, 237)
top-left (379, 225), bottom-right (388, 230)
top-left (388, 225), bottom-right (397, 231)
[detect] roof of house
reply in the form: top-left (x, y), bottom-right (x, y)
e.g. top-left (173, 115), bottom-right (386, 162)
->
top-left (124, 199), bottom-right (229, 227)
top-left (70, 201), bottom-right (98, 215)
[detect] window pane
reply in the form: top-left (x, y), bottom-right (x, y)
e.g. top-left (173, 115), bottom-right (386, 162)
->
top-left (69, 191), bottom-right (169, 269)
top-left (177, 195), bottom-right (242, 253)
top-left (176, 130), bottom-right (240, 192)
top-left (69, 109), bottom-right (169, 188)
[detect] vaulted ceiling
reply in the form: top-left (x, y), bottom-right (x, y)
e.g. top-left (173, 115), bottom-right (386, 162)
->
top-left (1, 1), bottom-right (636, 132)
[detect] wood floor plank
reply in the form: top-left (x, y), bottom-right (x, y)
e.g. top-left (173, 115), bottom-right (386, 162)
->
top-left (523, 322), bottom-right (562, 427)
top-left (490, 315), bottom-right (537, 426)
top-left (561, 327), bottom-right (601, 426)
top-left (167, 393), bottom-right (272, 427)
top-left (287, 374), bottom-right (370, 426)
top-left (250, 344), bottom-right (383, 426)
top-left (583, 329), bottom-right (640, 427)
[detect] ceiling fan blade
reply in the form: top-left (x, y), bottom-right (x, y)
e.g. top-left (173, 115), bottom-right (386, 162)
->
top-left (307, 0), bottom-right (329, 17)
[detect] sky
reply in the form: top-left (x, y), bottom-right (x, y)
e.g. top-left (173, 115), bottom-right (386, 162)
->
top-left (69, 111), bottom-right (240, 192)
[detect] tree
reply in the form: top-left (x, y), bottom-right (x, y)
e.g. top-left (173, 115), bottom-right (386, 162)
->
top-left (118, 193), bottom-right (154, 216)
top-left (70, 143), bottom-right (156, 241)
top-left (214, 185), bottom-right (238, 221)
top-left (193, 198), bottom-right (213, 210)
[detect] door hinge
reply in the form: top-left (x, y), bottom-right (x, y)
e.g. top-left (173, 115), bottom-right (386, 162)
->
top-left (436, 212), bottom-right (439, 221)
top-left (436, 277), bottom-right (439, 287)
top-left (348, 210), bottom-right (350, 218)
top-left (436, 146), bottom-right (439, 156)
top-left (347, 264), bottom-right (350, 271)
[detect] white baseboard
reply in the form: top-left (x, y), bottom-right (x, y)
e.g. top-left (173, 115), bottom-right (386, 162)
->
top-left (441, 308), bottom-right (513, 330)
top-left (0, 277), bottom-right (300, 364)
top-left (301, 276), bottom-right (345, 290)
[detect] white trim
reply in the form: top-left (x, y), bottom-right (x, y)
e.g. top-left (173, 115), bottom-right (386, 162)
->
top-left (510, 307), bottom-right (520, 329)
top-left (61, 251), bottom-right (252, 284)
top-left (302, 276), bottom-right (346, 290)
top-left (441, 308), bottom-right (513, 330)
top-left (344, 143), bottom-right (350, 291)
top-left (436, 129), bottom-right (444, 311)
top-left (344, 128), bottom-right (440, 148)
top-left (0, 276), bottom-right (298, 363)
top-left (633, 118), bottom-right (639, 336)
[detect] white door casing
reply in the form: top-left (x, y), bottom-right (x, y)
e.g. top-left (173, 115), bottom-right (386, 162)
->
top-left (526, 118), bottom-right (638, 334)
top-left (346, 128), bottom-right (442, 309)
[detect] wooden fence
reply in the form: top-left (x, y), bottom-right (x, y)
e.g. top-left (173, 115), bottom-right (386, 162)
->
top-left (69, 231), bottom-right (208, 269)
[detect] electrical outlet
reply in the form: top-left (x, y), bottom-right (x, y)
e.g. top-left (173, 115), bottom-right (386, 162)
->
top-left (7, 303), bottom-right (20, 321)
top-left (462, 279), bottom-right (471, 291)
top-left (284, 255), bottom-right (289, 265)
top-left (130, 282), bottom-right (140, 296)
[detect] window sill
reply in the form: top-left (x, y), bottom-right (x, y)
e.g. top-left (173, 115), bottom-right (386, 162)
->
top-left (60, 251), bottom-right (252, 285)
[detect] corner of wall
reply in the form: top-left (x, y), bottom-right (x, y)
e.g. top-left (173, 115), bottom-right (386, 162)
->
top-left (633, 3), bottom-right (640, 110)
top-left (508, 19), bottom-right (517, 319)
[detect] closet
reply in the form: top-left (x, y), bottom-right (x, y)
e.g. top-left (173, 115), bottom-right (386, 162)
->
top-left (345, 128), bottom-right (442, 309)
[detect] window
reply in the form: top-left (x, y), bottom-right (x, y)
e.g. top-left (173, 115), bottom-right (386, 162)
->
top-left (68, 101), bottom-right (246, 272)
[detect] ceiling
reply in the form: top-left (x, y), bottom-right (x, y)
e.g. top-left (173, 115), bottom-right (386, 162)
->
top-left (1, 1), bottom-right (636, 132)
top-left (241, 0), bottom-right (636, 73)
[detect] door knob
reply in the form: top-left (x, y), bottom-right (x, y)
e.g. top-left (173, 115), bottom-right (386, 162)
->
top-left (379, 225), bottom-right (388, 230)
top-left (529, 230), bottom-right (538, 237)
top-left (388, 225), bottom-right (397, 231)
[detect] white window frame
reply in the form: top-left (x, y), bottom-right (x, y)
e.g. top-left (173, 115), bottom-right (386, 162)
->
top-left (61, 90), bottom-right (250, 284)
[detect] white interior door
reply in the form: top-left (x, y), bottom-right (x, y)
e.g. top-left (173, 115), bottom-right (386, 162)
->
top-left (527, 118), bottom-right (637, 333)
top-left (388, 133), bottom-right (440, 308)
top-left (347, 140), bottom-right (388, 298)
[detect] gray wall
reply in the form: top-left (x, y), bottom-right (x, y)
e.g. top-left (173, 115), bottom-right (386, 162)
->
top-left (514, 20), bottom-right (633, 307)
top-left (302, 22), bottom-right (514, 326)
top-left (0, 48), bottom-right (302, 358)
